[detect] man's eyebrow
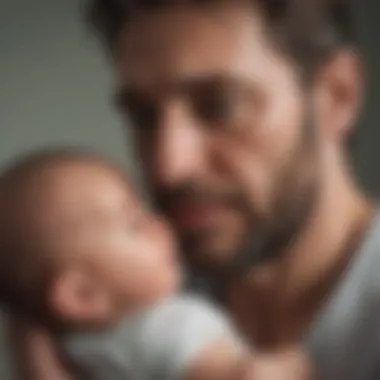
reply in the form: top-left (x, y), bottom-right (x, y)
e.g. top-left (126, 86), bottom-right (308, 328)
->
top-left (173, 74), bottom-right (235, 91)
top-left (113, 74), bottom-right (248, 108)
top-left (113, 88), bottom-right (142, 109)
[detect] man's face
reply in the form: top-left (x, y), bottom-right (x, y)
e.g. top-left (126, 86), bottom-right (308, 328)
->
top-left (114, 4), bottom-right (356, 274)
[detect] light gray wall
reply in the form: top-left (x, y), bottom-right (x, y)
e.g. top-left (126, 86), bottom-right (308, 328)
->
top-left (353, 0), bottom-right (380, 193)
top-left (0, 0), bottom-right (132, 168)
top-left (0, 0), bottom-right (379, 378)
top-left (0, 0), bottom-right (132, 378)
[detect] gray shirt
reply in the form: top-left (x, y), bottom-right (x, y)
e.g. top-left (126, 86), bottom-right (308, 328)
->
top-left (305, 210), bottom-right (380, 379)
top-left (62, 295), bottom-right (241, 380)
top-left (187, 211), bottom-right (380, 379)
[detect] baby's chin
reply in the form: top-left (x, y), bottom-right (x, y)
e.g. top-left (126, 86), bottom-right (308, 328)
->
top-left (120, 267), bottom-right (183, 315)
top-left (156, 264), bottom-right (184, 301)
top-left (147, 266), bottom-right (184, 307)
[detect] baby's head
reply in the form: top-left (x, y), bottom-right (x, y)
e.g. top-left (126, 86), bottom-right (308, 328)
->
top-left (0, 149), bottom-right (180, 331)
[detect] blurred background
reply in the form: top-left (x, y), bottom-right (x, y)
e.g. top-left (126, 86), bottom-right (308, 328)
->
top-left (0, 0), bottom-right (379, 377)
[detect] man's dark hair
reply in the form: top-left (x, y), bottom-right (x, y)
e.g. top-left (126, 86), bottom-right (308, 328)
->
top-left (87, 0), bottom-right (355, 77)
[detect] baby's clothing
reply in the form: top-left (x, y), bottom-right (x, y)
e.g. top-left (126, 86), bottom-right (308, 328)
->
top-left (62, 295), bottom-right (242, 380)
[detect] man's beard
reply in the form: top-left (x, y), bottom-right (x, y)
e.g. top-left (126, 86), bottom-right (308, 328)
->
top-left (224, 113), bottom-right (320, 279)
top-left (228, 162), bottom-right (318, 279)
top-left (179, 149), bottom-right (319, 284)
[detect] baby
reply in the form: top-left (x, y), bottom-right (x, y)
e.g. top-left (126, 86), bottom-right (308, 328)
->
top-left (0, 150), bottom-right (308, 380)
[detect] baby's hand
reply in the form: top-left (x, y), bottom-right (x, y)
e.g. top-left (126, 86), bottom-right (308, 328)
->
top-left (246, 347), bottom-right (310, 380)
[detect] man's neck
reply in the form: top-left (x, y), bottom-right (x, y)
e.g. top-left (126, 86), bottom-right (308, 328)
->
top-left (228, 154), bottom-right (373, 348)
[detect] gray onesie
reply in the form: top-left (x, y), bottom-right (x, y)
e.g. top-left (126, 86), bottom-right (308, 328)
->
top-left (62, 295), bottom-right (241, 380)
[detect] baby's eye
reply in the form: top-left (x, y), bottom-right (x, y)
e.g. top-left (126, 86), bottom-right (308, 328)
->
top-left (126, 209), bottom-right (150, 233)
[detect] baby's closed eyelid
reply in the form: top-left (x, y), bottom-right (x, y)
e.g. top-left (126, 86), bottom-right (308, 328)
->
top-left (123, 208), bottom-right (152, 233)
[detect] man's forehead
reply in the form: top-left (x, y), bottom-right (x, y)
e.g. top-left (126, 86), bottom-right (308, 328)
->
top-left (115, 3), bottom-right (272, 91)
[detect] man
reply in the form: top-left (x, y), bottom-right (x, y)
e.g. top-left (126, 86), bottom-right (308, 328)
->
top-left (9, 0), bottom-right (379, 379)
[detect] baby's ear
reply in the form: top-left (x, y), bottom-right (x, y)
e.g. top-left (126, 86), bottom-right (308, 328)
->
top-left (49, 269), bottom-right (112, 325)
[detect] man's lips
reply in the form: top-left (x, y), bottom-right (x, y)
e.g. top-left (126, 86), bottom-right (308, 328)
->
top-left (166, 202), bottom-right (224, 230)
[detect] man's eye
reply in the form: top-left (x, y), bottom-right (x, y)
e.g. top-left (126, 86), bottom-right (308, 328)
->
top-left (115, 92), bottom-right (159, 132)
top-left (190, 89), bottom-right (241, 127)
top-left (127, 103), bottom-right (159, 131)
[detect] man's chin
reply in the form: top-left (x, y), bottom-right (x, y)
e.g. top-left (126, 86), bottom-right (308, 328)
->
top-left (181, 235), bottom-right (238, 274)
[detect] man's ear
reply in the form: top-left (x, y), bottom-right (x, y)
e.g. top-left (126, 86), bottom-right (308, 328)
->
top-left (314, 49), bottom-right (363, 143)
top-left (49, 269), bottom-right (112, 324)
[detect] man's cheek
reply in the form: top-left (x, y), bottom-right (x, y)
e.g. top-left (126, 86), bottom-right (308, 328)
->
top-left (233, 162), bottom-right (273, 215)
top-left (215, 137), bottom-right (270, 207)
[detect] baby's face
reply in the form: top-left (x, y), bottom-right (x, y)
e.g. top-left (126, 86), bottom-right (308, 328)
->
top-left (44, 163), bottom-right (181, 323)
top-left (83, 174), bottom-right (180, 308)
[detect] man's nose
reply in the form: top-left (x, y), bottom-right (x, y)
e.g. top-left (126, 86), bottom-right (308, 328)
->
top-left (152, 103), bottom-right (205, 187)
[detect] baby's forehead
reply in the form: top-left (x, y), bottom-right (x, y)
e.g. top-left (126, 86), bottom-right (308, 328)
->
top-left (39, 162), bottom-right (138, 217)
top-left (2, 156), bottom-right (139, 234)
top-left (0, 153), bottom-right (143, 268)
top-left (49, 161), bottom-right (132, 194)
